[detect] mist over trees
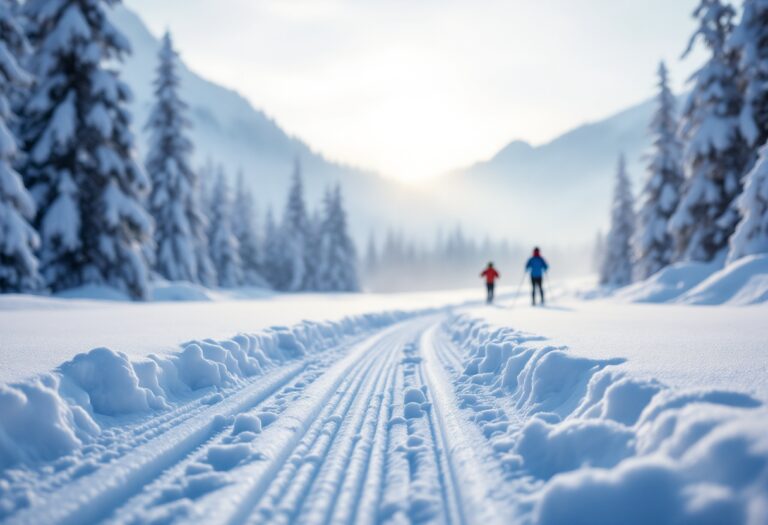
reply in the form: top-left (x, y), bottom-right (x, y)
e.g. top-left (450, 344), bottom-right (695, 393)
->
top-left (3, 0), bottom-right (768, 298)
top-left (600, 156), bottom-right (635, 287)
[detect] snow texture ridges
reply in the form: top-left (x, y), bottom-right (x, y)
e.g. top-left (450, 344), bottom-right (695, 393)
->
top-left (0, 309), bottom-right (414, 469)
top-left (446, 315), bottom-right (767, 525)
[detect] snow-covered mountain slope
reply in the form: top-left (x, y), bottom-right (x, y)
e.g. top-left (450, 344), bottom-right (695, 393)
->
top-left (438, 98), bottom-right (658, 245)
top-left (114, 4), bottom-right (664, 246)
top-left (112, 6), bottom-right (436, 242)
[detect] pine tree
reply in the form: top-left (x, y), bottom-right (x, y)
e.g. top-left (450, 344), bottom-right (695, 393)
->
top-left (0, 0), bottom-right (41, 292)
top-left (728, 0), bottom-right (768, 149)
top-left (193, 182), bottom-right (216, 288)
top-left (634, 62), bottom-right (685, 280)
top-left (20, 0), bottom-right (152, 299)
top-left (260, 206), bottom-right (284, 289)
top-left (669, 0), bottom-right (751, 263)
top-left (145, 31), bottom-right (210, 284)
top-left (316, 185), bottom-right (359, 291)
top-left (232, 170), bottom-right (267, 287)
top-left (600, 155), bottom-right (636, 287)
top-left (728, 142), bottom-right (768, 261)
top-left (209, 172), bottom-right (242, 287)
top-left (281, 159), bottom-right (312, 291)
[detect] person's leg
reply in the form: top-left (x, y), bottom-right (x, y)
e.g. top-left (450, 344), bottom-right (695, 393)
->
top-left (540, 277), bottom-right (545, 304)
top-left (531, 276), bottom-right (536, 305)
top-left (489, 283), bottom-right (495, 302)
top-left (486, 283), bottom-right (492, 303)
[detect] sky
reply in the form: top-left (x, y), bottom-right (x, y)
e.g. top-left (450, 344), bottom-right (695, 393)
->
top-left (125, 0), bottom-right (703, 183)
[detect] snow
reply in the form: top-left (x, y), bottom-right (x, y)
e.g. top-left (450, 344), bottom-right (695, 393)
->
top-left (0, 289), bottom-right (478, 384)
top-left (0, 287), bottom-right (766, 523)
top-left (445, 312), bottom-right (768, 524)
top-left (615, 260), bottom-right (719, 302)
top-left (613, 254), bottom-right (768, 306)
top-left (465, 296), bottom-right (768, 402)
top-left (677, 254), bottom-right (768, 305)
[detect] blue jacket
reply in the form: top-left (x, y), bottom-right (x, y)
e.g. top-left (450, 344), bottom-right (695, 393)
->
top-left (526, 256), bottom-right (548, 278)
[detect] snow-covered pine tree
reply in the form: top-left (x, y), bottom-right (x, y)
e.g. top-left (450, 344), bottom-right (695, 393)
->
top-left (728, 141), bottom-right (768, 261)
top-left (20, 0), bottom-right (152, 299)
top-left (208, 172), bottom-right (242, 287)
top-left (0, 0), bottom-right (41, 293)
top-left (316, 185), bottom-right (359, 292)
top-left (728, 0), bottom-right (768, 150)
top-left (669, 0), bottom-right (752, 264)
top-left (193, 189), bottom-right (216, 288)
top-left (232, 170), bottom-right (267, 287)
top-left (600, 155), bottom-right (636, 287)
top-left (304, 204), bottom-right (324, 291)
top-left (260, 206), bottom-right (285, 289)
top-left (281, 159), bottom-right (312, 291)
top-left (145, 31), bottom-right (210, 284)
top-left (634, 62), bottom-right (685, 280)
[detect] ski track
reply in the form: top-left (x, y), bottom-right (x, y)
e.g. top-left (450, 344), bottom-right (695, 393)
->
top-left (3, 313), bottom-right (525, 525)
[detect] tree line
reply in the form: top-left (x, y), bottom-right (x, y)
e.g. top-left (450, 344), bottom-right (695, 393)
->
top-left (599, 0), bottom-right (768, 287)
top-left (0, 0), bottom-right (359, 299)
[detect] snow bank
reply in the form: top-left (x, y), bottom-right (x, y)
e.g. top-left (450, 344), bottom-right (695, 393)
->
top-left (614, 261), bottom-right (719, 303)
top-left (0, 309), bottom-right (414, 469)
top-left (611, 254), bottom-right (768, 306)
top-left (676, 254), bottom-right (768, 306)
top-left (447, 315), bottom-right (768, 524)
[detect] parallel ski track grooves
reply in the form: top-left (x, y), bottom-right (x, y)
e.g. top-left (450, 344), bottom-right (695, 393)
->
top-left (238, 319), bottom-right (424, 525)
top-left (5, 332), bottom-right (375, 525)
top-left (182, 320), bottom-right (426, 525)
top-left (247, 334), bottom-right (393, 524)
top-left (294, 328), bottom-right (402, 525)
top-left (326, 341), bottom-right (400, 525)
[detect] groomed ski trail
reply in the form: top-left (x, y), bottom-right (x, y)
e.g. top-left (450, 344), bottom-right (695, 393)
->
top-left (5, 314), bottom-right (513, 525)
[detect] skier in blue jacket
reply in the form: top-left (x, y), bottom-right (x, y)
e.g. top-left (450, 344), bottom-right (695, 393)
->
top-left (525, 247), bottom-right (549, 306)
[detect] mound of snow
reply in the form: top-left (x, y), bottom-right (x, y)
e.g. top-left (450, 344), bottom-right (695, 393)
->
top-left (676, 254), bottom-right (768, 306)
top-left (0, 309), bottom-right (416, 468)
top-left (447, 315), bottom-right (768, 524)
top-left (614, 261), bottom-right (719, 303)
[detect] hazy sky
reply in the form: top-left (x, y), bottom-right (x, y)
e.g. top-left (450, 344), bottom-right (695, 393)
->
top-left (126, 0), bottom-right (703, 182)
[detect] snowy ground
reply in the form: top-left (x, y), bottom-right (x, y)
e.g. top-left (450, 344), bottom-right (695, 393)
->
top-left (467, 298), bottom-right (768, 401)
top-left (0, 288), bottom-right (481, 383)
top-left (1, 285), bottom-right (767, 524)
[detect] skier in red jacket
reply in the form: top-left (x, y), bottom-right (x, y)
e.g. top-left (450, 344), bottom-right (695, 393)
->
top-left (480, 262), bottom-right (500, 304)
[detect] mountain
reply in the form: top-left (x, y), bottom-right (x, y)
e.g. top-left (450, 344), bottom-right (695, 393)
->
top-left (439, 98), bottom-right (660, 246)
top-left (113, 5), bottom-right (660, 249)
top-left (111, 6), bottom-right (433, 243)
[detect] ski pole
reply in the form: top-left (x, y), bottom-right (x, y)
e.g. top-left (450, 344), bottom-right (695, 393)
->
top-left (511, 270), bottom-right (527, 309)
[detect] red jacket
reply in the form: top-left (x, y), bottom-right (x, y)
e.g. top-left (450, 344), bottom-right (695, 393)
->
top-left (481, 267), bottom-right (499, 284)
